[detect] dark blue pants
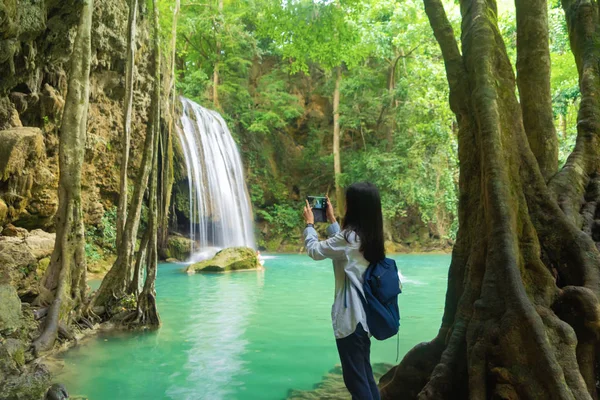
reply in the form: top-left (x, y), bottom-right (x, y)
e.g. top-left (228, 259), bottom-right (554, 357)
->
top-left (335, 324), bottom-right (381, 400)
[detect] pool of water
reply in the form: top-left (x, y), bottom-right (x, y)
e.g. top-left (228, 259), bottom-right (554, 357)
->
top-left (55, 254), bottom-right (449, 400)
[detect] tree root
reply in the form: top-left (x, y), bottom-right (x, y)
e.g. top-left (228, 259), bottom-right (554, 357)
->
top-left (379, 336), bottom-right (446, 399)
top-left (134, 291), bottom-right (160, 328)
top-left (33, 270), bottom-right (68, 356)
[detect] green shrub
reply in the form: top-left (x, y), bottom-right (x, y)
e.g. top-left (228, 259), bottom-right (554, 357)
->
top-left (85, 206), bottom-right (118, 258)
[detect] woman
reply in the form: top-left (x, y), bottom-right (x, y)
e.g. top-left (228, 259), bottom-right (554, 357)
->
top-left (302, 182), bottom-right (385, 400)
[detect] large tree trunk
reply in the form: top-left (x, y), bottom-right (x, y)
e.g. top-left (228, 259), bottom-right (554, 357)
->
top-left (129, 227), bottom-right (150, 297)
top-left (92, 14), bottom-right (160, 310)
top-left (380, 1), bottom-right (600, 399)
top-left (116, 0), bottom-right (138, 246)
top-left (515, 0), bottom-right (558, 181)
top-left (135, 0), bottom-right (161, 328)
top-left (333, 67), bottom-right (343, 215)
top-left (33, 0), bottom-right (93, 354)
top-left (548, 0), bottom-right (600, 225)
top-left (158, 0), bottom-right (179, 257)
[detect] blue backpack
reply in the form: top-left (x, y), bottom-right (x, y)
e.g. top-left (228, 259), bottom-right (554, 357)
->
top-left (353, 258), bottom-right (402, 340)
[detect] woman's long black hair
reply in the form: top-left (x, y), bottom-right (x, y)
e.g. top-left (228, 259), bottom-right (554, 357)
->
top-left (342, 182), bottom-right (385, 263)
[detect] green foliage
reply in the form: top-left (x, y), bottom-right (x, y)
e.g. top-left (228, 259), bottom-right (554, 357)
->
top-left (257, 203), bottom-right (301, 237)
top-left (172, 0), bottom-right (581, 249)
top-left (259, 0), bottom-right (368, 73)
top-left (85, 206), bottom-right (118, 261)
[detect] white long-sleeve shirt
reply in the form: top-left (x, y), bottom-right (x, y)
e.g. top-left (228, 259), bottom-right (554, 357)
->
top-left (303, 222), bottom-right (369, 339)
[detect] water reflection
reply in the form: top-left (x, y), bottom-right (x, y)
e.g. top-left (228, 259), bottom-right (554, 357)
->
top-left (166, 273), bottom-right (259, 399)
top-left (55, 256), bottom-right (449, 400)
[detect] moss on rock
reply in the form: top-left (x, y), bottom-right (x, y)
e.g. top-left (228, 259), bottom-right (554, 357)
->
top-left (287, 363), bottom-right (393, 399)
top-left (0, 237), bottom-right (43, 299)
top-left (165, 235), bottom-right (192, 261)
top-left (0, 283), bottom-right (22, 335)
top-left (186, 247), bottom-right (260, 273)
top-left (0, 361), bottom-right (50, 400)
top-left (265, 236), bottom-right (284, 252)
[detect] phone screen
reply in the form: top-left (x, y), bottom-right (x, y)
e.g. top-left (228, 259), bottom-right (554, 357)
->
top-left (307, 196), bottom-right (327, 210)
top-left (307, 196), bottom-right (327, 223)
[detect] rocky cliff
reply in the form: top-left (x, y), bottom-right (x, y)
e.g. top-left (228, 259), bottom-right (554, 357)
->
top-left (0, 1), bottom-right (157, 398)
top-left (0, 0), bottom-right (153, 233)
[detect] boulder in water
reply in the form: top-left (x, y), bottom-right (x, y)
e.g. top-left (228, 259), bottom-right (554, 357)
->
top-left (45, 383), bottom-right (69, 400)
top-left (186, 247), bottom-right (261, 273)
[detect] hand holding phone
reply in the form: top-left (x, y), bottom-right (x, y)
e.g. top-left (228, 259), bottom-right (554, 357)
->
top-left (325, 195), bottom-right (336, 224)
top-left (303, 200), bottom-right (315, 224)
top-left (307, 196), bottom-right (328, 223)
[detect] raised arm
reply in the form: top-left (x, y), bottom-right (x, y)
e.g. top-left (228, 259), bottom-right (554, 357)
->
top-left (303, 222), bottom-right (347, 261)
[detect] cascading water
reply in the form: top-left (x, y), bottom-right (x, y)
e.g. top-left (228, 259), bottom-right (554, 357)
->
top-left (177, 97), bottom-right (255, 261)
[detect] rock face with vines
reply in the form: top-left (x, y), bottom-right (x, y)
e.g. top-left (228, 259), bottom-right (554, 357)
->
top-left (379, 0), bottom-right (600, 398)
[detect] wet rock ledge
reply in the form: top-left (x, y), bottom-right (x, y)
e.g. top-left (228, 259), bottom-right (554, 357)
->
top-left (186, 247), bottom-right (262, 273)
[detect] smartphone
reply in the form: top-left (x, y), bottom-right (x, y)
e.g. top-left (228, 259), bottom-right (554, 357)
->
top-left (307, 196), bottom-right (327, 223)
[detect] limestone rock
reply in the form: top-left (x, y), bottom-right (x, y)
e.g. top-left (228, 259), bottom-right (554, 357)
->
top-left (2, 224), bottom-right (28, 237)
top-left (0, 283), bottom-right (22, 334)
top-left (0, 198), bottom-right (7, 226)
top-left (0, 127), bottom-right (44, 181)
top-left (187, 247), bottom-right (260, 273)
top-left (40, 83), bottom-right (64, 121)
top-left (85, 201), bottom-right (105, 226)
top-left (4, 339), bottom-right (25, 367)
top-left (9, 107), bottom-right (21, 127)
top-left (0, 237), bottom-right (40, 297)
top-left (25, 230), bottom-right (55, 259)
top-left (385, 240), bottom-right (396, 255)
top-left (45, 383), bottom-right (69, 400)
top-left (0, 362), bottom-right (50, 400)
top-left (287, 363), bottom-right (392, 400)
top-left (166, 235), bottom-right (192, 261)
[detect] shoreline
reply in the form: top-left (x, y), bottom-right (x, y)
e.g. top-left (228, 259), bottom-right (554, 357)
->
top-left (253, 249), bottom-right (453, 256)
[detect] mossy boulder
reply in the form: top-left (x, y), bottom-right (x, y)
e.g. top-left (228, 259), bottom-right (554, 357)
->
top-left (0, 237), bottom-right (43, 299)
top-left (264, 236), bottom-right (284, 252)
top-left (0, 361), bottom-right (50, 400)
top-left (186, 247), bottom-right (260, 273)
top-left (3, 339), bottom-right (25, 367)
top-left (165, 235), bottom-right (192, 261)
top-left (0, 283), bottom-right (22, 334)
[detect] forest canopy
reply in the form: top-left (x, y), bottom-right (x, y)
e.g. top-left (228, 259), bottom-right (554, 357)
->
top-left (168, 0), bottom-right (579, 252)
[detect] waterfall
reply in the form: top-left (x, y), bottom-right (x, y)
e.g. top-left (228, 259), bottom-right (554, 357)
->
top-left (176, 97), bottom-right (255, 260)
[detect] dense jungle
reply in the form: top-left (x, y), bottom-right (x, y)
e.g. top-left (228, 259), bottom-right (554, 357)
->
top-left (1, 0), bottom-right (599, 399)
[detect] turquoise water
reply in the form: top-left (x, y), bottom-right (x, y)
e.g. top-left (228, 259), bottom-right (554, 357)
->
top-left (56, 254), bottom-right (449, 399)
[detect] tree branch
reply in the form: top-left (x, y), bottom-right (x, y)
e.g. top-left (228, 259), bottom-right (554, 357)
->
top-left (515, 0), bottom-right (558, 181)
top-left (549, 1), bottom-right (600, 224)
top-left (422, 0), bottom-right (469, 117)
top-left (182, 34), bottom-right (209, 59)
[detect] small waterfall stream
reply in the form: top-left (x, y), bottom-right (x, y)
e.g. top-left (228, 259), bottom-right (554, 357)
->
top-left (177, 97), bottom-right (255, 260)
